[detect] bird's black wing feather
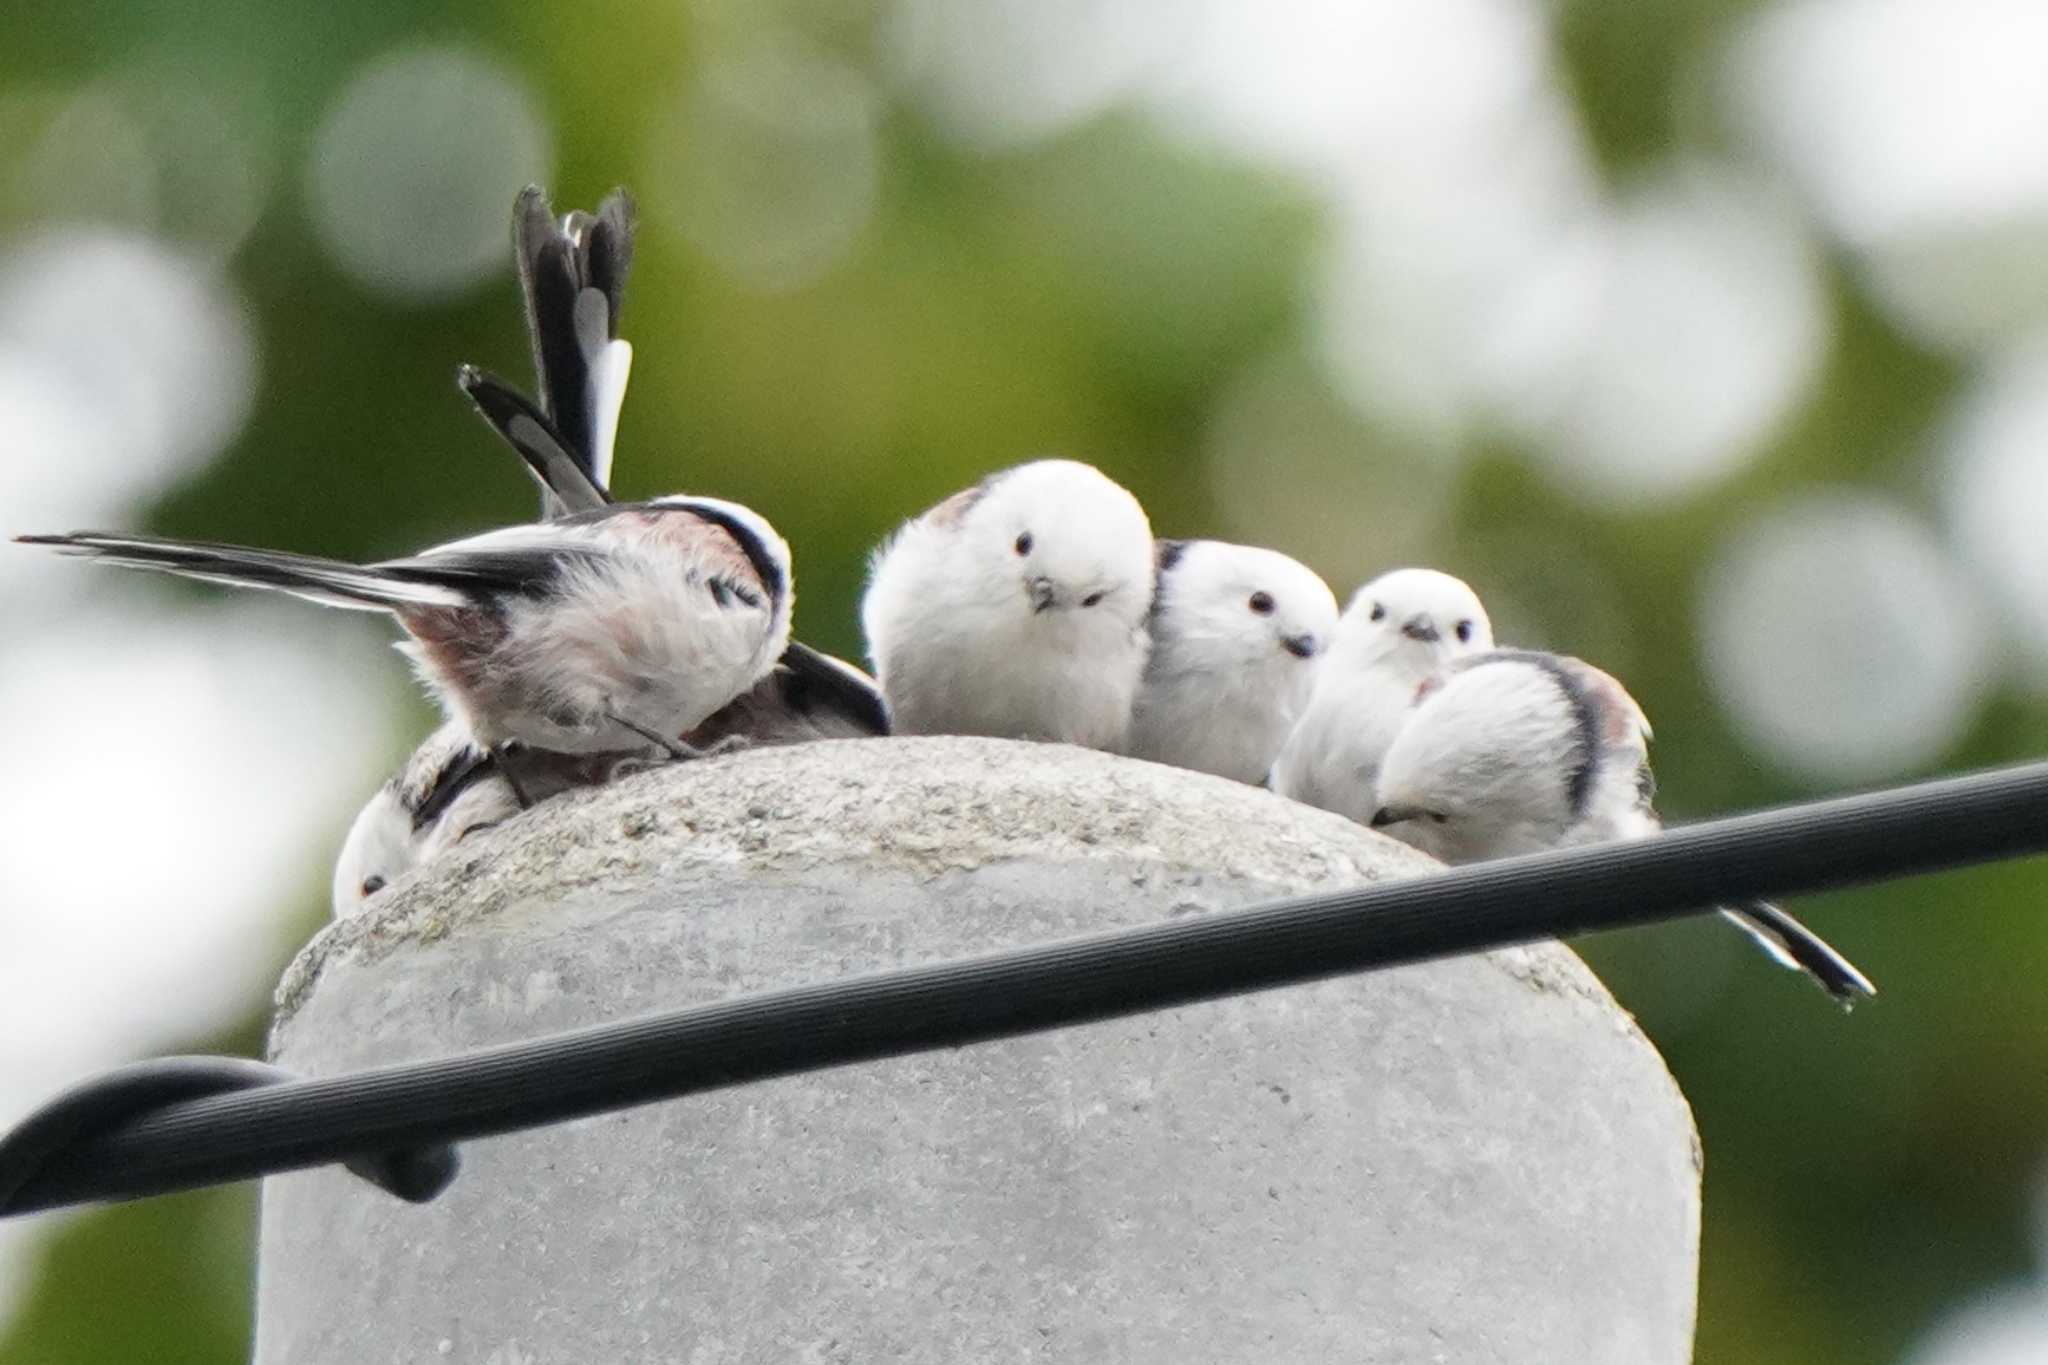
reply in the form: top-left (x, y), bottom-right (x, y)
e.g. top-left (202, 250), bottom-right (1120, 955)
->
top-left (777, 641), bottom-right (890, 735)
top-left (376, 544), bottom-right (608, 600)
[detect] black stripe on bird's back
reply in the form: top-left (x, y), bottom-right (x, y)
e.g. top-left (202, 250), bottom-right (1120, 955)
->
top-left (674, 503), bottom-right (786, 608)
top-left (1474, 649), bottom-right (1603, 819)
top-left (1150, 539), bottom-right (1190, 620)
top-left (410, 745), bottom-right (500, 831)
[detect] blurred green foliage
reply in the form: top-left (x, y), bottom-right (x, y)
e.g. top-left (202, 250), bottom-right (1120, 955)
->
top-left (4, 2), bottom-right (2045, 1362)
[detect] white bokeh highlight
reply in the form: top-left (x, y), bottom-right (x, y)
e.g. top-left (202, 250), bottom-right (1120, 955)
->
top-left (647, 35), bottom-right (880, 293)
top-left (1151, 0), bottom-right (1554, 175)
top-left (306, 44), bottom-right (551, 301)
top-left (1940, 340), bottom-right (2048, 676)
top-left (884, 0), bottom-right (1165, 151)
top-left (4, 84), bottom-right (160, 234)
top-left (0, 230), bottom-right (258, 573)
top-left (109, 63), bottom-right (275, 258)
top-left (0, 224), bottom-right (386, 1327)
top-left (1699, 493), bottom-right (1992, 783)
top-left (1729, 0), bottom-right (2048, 350)
top-left (0, 599), bottom-right (399, 1326)
top-left (1491, 166), bottom-right (1829, 507)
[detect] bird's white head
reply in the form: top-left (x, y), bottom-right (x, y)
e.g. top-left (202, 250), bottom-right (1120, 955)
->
top-left (1152, 539), bottom-right (1338, 671)
top-left (969, 459), bottom-right (1154, 629)
top-left (1331, 567), bottom-right (1493, 679)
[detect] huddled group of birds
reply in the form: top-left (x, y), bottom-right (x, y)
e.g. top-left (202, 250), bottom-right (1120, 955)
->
top-left (18, 186), bottom-right (1874, 1006)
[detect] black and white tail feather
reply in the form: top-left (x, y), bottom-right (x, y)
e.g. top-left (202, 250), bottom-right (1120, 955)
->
top-left (512, 184), bottom-right (634, 513)
top-left (1719, 902), bottom-right (1876, 1005)
top-left (14, 531), bottom-right (474, 611)
top-left (1369, 646), bottom-right (1877, 1008)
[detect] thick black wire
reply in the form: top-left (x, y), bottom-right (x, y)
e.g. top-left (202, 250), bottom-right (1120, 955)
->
top-left (0, 1059), bottom-right (459, 1208)
top-left (6, 758), bottom-right (2047, 1218)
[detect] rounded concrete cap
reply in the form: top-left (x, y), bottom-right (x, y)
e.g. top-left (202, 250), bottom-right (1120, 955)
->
top-left (259, 737), bottom-right (1699, 1363)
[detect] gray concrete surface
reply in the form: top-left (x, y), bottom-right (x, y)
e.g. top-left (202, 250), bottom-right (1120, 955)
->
top-left (257, 736), bottom-right (1700, 1364)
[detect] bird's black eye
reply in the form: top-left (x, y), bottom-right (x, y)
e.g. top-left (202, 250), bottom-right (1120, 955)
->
top-left (1081, 591), bottom-right (1104, 608)
top-left (1426, 811), bottom-right (1449, 824)
top-left (1369, 602), bottom-right (1386, 622)
top-left (1455, 620), bottom-right (1473, 643)
top-left (1015, 532), bottom-right (1033, 556)
top-left (361, 874), bottom-right (387, 896)
top-left (1248, 591), bottom-right (1275, 615)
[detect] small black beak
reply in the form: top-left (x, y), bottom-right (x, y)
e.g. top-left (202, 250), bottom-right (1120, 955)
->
top-left (1027, 577), bottom-right (1058, 613)
top-left (1400, 614), bottom-right (1439, 643)
top-left (1281, 633), bottom-right (1319, 659)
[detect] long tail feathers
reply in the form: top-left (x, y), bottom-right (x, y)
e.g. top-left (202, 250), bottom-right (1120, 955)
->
top-left (14, 531), bottom-right (466, 612)
top-left (457, 365), bottom-right (611, 515)
top-left (1720, 901), bottom-right (1877, 1008)
top-left (509, 184), bottom-right (635, 507)
top-left (578, 189), bottom-right (635, 493)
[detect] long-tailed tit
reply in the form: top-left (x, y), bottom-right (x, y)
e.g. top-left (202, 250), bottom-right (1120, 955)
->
top-left (458, 342), bottom-right (888, 747)
top-left (466, 184), bottom-right (889, 737)
top-left (1125, 538), bottom-right (1338, 784)
top-left (331, 722), bottom-right (660, 915)
top-left (1371, 649), bottom-right (1876, 1004)
top-left (20, 497), bottom-right (794, 761)
top-left (861, 458), bottom-right (1154, 748)
top-left (332, 723), bottom-right (516, 916)
top-left (1270, 568), bottom-right (1494, 822)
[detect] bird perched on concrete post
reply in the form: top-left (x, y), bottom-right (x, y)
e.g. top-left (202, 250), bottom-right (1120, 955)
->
top-left (20, 496), bottom-right (795, 762)
top-left (861, 459), bottom-right (1155, 749)
top-left (1270, 567), bottom-right (1494, 820)
top-left (1126, 538), bottom-right (1338, 784)
top-left (327, 185), bottom-right (883, 914)
top-left (1370, 648), bottom-right (1877, 1005)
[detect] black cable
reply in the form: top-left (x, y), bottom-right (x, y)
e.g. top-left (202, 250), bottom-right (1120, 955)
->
top-left (5, 757), bottom-right (2047, 1219)
top-left (0, 1058), bottom-right (459, 1209)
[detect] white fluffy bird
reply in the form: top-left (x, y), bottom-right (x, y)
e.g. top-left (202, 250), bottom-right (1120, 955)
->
top-left (1371, 648), bottom-right (1876, 1004)
top-left (1126, 538), bottom-right (1338, 783)
top-left (1270, 567), bottom-right (1494, 821)
top-left (862, 458), bottom-right (1155, 748)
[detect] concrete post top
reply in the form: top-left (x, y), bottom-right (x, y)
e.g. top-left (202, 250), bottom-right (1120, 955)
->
top-left (279, 736), bottom-right (1627, 1030)
top-left (261, 736), bottom-right (1701, 1363)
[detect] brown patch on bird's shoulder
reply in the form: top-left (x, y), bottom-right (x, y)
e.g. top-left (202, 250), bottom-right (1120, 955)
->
top-left (1557, 655), bottom-right (1653, 747)
top-left (923, 483), bottom-right (986, 529)
top-left (624, 513), bottom-right (762, 597)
